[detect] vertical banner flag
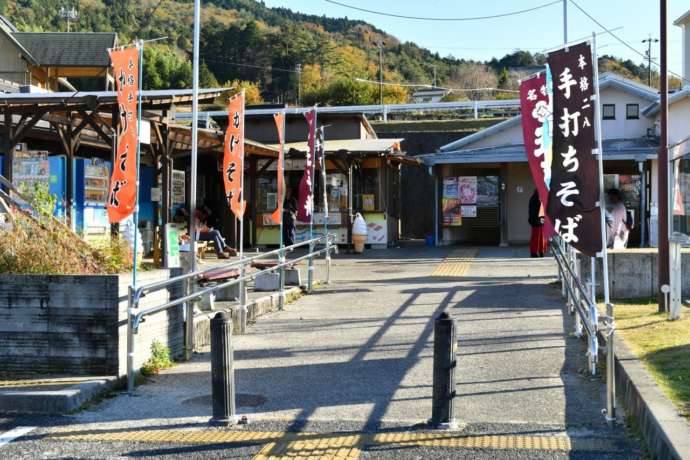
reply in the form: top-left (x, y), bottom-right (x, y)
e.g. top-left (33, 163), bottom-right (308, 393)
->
top-left (519, 73), bottom-right (555, 237)
top-left (546, 42), bottom-right (602, 256)
top-left (297, 108), bottom-right (316, 222)
top-left (224, 91), bottom-right (246, 219)
top-left (317, 127), bottom-right (328, 219)
top-left (107, 46), bottom-right (139, 223)
top-left (271, 112), bottom-right (285, 224)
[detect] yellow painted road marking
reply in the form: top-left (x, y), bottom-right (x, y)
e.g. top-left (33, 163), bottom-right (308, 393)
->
top-left (431, 249), bottom-right (478, 277)
top-left (50, 428), bottom-right (618, 457)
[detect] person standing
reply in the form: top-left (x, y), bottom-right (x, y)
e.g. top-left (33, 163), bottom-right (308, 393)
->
top-left (283, 195), bottom-right (298, 247)
top-left (605, 188), bottom-right (629, 249)
top-left (528, 189), bottom-right (548, 257)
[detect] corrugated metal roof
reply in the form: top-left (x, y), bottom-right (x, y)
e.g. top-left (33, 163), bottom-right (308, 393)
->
top-left (422, 138), bottom-right (659, 165)
top-left (13, 32), bottom-right (116, 67)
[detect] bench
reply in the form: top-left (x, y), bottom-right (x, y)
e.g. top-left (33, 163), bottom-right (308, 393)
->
top-left (251, 259), bottom-right (302, 290)
top-left (198, 267), bottom-right (243, 305)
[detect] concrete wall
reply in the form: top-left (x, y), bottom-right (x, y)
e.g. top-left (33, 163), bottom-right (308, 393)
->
top-left (0, 269), bottom-right (183, 377)
top-left (578, 249), bottom-right (690, 299)
top-left (505, 163), bottom-right (533, 244)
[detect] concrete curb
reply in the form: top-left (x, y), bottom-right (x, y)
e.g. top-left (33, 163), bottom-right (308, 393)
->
top-left (194, 286), bottom-right (303, 349)
top-left (606, 333), bottom-right (690, 459)
top-left (0, 376), bottom-right (119, 415)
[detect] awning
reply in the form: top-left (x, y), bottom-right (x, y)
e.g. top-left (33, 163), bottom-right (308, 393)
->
top-left (421, 138), bottom-right (659, 166)
top-left (275, 138), bottom-right (403, 155)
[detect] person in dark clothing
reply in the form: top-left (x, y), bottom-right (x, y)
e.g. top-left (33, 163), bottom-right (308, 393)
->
top-left (528, 189), bottom-right (548, 257)
top-left (283, 196), bottom-right (298, 246)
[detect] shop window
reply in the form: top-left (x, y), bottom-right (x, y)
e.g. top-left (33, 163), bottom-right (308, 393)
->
top-left (626, 103), bottom-right (639, 119)
top-left (602, 104), bottom-right (616, 120)
top-left (354, 167), bottom-right (381, 211)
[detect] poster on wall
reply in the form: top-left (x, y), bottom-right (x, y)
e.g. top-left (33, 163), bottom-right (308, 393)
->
top-left (458, 176), bottom-right (477, 204)
top-left (443, 177), bottom-right (458, 198)
top-left (461, 205), bottom-right (477, 218)
top-left (442, 198), bottom-right (462, 226)
top-left (172, 170), bottom-right (185, 204)
top-left (476, 176), bottom-right (499, 207)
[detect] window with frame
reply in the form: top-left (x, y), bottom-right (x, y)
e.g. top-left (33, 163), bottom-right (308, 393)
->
top-left (602, 104), bottom-right (616, 120)
top-left (626, 103), bottom-right (639, 119)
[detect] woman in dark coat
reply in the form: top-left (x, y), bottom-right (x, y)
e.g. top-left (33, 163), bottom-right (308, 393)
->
top-left (528, 189), bottom-right (548, 257)
top-left (283, 196), bottom-right (298, 246)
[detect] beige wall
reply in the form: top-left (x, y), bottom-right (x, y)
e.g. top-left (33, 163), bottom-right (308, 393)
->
top-left (599, 87), bottom-right (655, 139)
top-left (0, 33), bottom-right (29, 85)
top-left (462, 123), bottom-right (523, 149)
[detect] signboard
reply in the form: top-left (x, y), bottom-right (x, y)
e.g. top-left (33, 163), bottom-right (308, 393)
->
top-left (164, 224), bottom-right (181, 268)
top-left (172, 170), bottom-right (185, 204)
top-left (546, 41), bottom-right (602, 256)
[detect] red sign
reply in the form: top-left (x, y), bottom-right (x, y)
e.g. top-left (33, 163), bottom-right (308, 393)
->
top-left (223, 91), bottom-right (246, 219)
top-left (271, 112), bottom-right (285, 224)
top-left (297, 109), bottom-right (316, 222)
top-left (107, 46), bottom-right (139, 223)
top-left (519, 72), bottom-right (555, 237)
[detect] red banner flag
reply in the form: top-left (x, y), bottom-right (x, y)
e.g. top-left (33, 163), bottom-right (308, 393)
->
top-left (297, 109), bottom-right (316, 222)
top-left (271, 112), bottom-right (285, 224)
top-left (546, 42), bottom-right (602, 256)
top-left (519, 73), bottom-right (555, 237)
top-left (107, 46), bottom-right (139, 223)
top-left (223, 91), bottom-right (246, 219)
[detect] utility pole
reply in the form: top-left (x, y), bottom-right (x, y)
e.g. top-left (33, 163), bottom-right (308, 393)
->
top-left (59, 6), bottom-right (78, 32)
top-left (296, 63), bottom-right (302, 106)
top-left (642, 35), bottom-right (659, 87)
top-left (658, 0), bottom-right (669, 312)
top-left (563, 0), bottom-right (568, 44)
top-left (378, 42), bottom-right (384, 106)
top-left (433, 65), bottom-right (437, 87)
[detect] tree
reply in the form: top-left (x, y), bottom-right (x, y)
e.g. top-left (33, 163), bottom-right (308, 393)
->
top-left (142, 44), bottom-right (191, 90)
top-left (223, 79), bottom-right (263, 104)
top-left (497, 68), bottom-right (509, 89)
top-left (447, 63), bottom-right (497, 101)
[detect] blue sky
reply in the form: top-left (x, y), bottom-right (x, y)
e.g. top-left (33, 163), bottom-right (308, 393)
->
top-left (263, 0), bottom-right (687, 77)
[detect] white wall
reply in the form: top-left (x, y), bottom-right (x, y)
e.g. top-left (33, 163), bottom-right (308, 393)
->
top-left (668, 98), bottom-right (690, 144)
top-left (599, 87), bottom-right (655, 139)
top-left (505, 163), bottom-right (533, 243)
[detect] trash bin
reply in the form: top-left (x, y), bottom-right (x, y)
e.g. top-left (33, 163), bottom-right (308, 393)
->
top-left (352, 213), bottom-right (367, 253)
top-left (425, 235), bottom-right (435, 247)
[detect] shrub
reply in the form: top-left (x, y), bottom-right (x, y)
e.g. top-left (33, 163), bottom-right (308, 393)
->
top-left (140, 340), bottom-right (173, 377)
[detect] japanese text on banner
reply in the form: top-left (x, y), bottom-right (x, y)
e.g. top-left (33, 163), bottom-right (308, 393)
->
top-left (297, 109), bottom-right (316, 222)
top-left (223, 91), bottom-right (246, 219)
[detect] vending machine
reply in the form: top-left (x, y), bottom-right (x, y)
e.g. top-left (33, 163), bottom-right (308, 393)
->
top-left (74, 158), bottom-right (111, 237)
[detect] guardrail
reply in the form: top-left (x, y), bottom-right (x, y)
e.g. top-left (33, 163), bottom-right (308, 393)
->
top-left (126, 233), bottom-right (337, 394)
top-left (550, 237), bottom-right (616, 423)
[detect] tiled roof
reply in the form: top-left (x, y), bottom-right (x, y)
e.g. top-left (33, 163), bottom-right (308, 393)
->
top-left (12, 32), bottom-right (116, 67)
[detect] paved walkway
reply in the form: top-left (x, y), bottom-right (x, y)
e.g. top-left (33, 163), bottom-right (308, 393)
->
top-left (1, 245), bottom-right (641, 459)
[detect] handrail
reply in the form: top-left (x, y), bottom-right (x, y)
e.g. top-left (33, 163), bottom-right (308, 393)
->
top-left (550, 242), bottom-right (595, 338)
top-left (550, 239), bottom-right (598, 314)
top-left (126, 232), bottom-right (337, 394)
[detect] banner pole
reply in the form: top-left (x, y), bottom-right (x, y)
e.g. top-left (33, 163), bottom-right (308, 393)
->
top-left (320, 126), bottom-right (330, 284)
top-left (278, 111), bottom-right (286, 310)
top-left (239, 89), bottom-right (247, 332)
top-left (132, 40), bottom-right (143, 291)
top-left (307, 107), bottom-right (317, 293)
top-left (592, 31), bottom-right (615, 423)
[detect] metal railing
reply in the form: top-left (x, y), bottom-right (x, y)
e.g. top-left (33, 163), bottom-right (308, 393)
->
top-left (126, 233), bottom-right (337, 394)
top-left (550, 237), bottom-right (616, 423)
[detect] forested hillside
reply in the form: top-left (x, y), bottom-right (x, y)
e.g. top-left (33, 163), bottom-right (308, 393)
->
top-left (1, 0), bottom-right (667, 104)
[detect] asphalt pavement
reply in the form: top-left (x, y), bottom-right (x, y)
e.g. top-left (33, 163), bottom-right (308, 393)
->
top-left (0, 244), bottom-right (642, 459)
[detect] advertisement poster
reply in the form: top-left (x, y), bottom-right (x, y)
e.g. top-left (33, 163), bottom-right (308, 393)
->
top-left (12, 150), bottom-right (49, 197)
top-left (476, 176), bottom-right (499, 207)
top-left (172, 170), bottom-right (185, 204)
top-left (458, 176), bottom-right (477, 204)
top-left (443, 177), bottom-right (458, 198)
top-left (461, 205), bottom-right (477, 218)
top-left (442, 198), bottom-right (462, 226)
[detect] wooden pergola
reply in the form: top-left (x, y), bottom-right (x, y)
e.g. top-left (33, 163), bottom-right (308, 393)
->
top-left (0, 88), bottom-right (278, 228)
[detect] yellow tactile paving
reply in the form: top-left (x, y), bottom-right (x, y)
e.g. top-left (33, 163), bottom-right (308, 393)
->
top-left (431, 249), bottom-right (478, 277)
top-left (50, 428), bottom-right (617, 458)
top-left (0, 378), bottom-right (98, 388)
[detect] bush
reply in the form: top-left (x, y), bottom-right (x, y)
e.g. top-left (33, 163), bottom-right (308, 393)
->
top-left (140, 340), bottom-right (173, 377)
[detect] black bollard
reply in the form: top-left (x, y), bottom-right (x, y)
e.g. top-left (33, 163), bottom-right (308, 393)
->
top-left (210, 311), bottom-right (236, 425)
top-left (430, 311), bottom-right (457, 429)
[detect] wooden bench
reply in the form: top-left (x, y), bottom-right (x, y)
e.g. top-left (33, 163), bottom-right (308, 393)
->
top-left (198, 266), bottom-right (243, 302)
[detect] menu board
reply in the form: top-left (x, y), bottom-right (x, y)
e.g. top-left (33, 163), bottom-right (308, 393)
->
top-left (12, 150), bottom-right (49, 197)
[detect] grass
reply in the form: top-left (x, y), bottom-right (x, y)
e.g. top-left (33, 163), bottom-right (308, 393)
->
top-left (140, 340), bottom-right (174, 377)
top-left (609, 301), bottom-right (690, 418)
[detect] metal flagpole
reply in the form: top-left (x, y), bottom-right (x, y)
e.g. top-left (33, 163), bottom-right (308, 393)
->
top-left (320, 126), bottom-right (330, 284)
top-left (186, 0), bottom-right (201, 360)
top-left (592, 31), bottom-right (615, 423)
top-left (307, 106), bottom-right (317, 293)
top-left (278, 111), bottom-right (286, 310)
top-left (239, 89), bottom-right (247, 331)
top-left (132, 40), bottom-right (143, 292)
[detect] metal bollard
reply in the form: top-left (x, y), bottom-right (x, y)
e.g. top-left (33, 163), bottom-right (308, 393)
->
top-left (604, 302), bottom-right (616, 424)
top-left (278, 249), bottom-right (286, 311)
top-left (430, 311), bottom-right (458, 429)
top-left (210, 311), bottom-right (236, 426)
top-left (325, 238), bottom-right (332, 285)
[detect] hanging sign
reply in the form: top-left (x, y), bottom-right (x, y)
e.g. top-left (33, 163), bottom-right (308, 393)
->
top-left (546, 41), bottom-right (602, 256)
top-left (271, 112), bottom-right (285, 224)
top-left (519, 72), bottom-right (556, 237)
top-left (107, 46), bottom-right (139, 223)
top-left (223, 91), bottom-right (246, 219)
top-left (297, 108), bottom-right (316, 222)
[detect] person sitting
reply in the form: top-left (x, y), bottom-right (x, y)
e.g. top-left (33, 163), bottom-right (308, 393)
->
top-left (195, 208), bottom-right (234, 259)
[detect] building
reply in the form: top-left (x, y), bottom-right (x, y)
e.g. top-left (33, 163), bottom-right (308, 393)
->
top-left (0, 15), bottom-right (115, 92)
top-left (411, 87), bottom-right (450, 103)
top-left (423, 72), bottom-right (662, 247)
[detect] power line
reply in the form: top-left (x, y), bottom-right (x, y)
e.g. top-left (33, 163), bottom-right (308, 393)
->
top-left (323, 0), bottom-right (561, 21)
top-left (201, 57), bottom-right (298, 74)
top-left (354, 77), bottom-right (519, 93)
top-left (568, 0), bottom-right (689, 86)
